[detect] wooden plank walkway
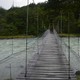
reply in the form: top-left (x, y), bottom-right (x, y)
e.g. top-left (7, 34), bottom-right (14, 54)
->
top-left (17, 30), bottom-right (76, 80)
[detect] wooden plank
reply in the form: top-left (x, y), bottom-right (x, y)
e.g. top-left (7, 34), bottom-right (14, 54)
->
top-left (17, 31), bottom-right (76, 80)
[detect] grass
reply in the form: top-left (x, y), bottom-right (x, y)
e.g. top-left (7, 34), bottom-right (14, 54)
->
top-left (76, 75), bottom-right (80, 80)
top-left (0, 35), bottom-right (34, 39)
top-left (0, 34), bottom-right (80, 39)
top-left (76, 71), bottom-right (80, 80)
top-left (59, 34), bottom-right (80, 37)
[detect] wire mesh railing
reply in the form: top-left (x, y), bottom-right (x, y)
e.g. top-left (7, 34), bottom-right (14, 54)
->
top-left (62, 39), bottom-right (80, 72)
top-left (54, 29), bottom-right (80, 72)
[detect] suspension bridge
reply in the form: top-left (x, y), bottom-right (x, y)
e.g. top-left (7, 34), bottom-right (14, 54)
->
top-left (0, 0), bottom-right (79, 80)
top-left (16, 1), bottom-right (78, 79)
top-left (17, 30), bottom-right (77, 80)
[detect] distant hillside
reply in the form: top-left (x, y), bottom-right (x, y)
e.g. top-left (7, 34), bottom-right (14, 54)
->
top-left (0, 0), bottom-right (80, 36)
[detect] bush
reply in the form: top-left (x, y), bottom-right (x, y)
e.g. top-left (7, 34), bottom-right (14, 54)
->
top-left (76, 71), bottom-right (80, 75)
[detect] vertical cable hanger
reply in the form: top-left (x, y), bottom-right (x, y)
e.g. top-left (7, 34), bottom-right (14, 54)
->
top-left (11, 34), bottom-right (13, 54)
top-left (6, 64), bottom-right (12, 80)
top-left (42, 20), bottom-right (45, 47)
top-left (52, 20), bottom-right (54, 32)
top-left (42, 20), bottom-right (44, 37)
top-left (32, 0), bottom-right (39, 54)
top-left (68, 12), bottom-right (71, 79)
top-left (42, 20), bottom-right (44, 32)
top-left (58, 20), bottom-right (59, 34)
top-left (77, 26), bottom-right (79, 56)
top-left (11, 0), bottom-right (14, 55)
top-left (24, 0), bottom-right (29, 78)
top-left (9, 1), bottom-right (14, 79)
top-left (41, 20), bottom-right (44, 51)
top-left (78, 14), bottom-right (80, 56)
top-left (57, 20), bottom-right (59, 33)
top-left (12, 0), bottom-right (14, 8)
top-left (33, 0), bottom-right (34, 3)
top-left (36, 5), bottom-right (39, 54)
top-left (78, 35), bottom-right (79, 56)
top-left (10, 64), bottom-right (12, 80)
top-left (60, 11), bottom-right (63, 46)
top-left (61, 11), bottom-right (62, 35)
top-left (12, 29), bottom-right (13, 55)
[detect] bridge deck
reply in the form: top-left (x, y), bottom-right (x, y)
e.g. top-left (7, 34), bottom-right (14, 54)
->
top-left (17, 31), bottom-right (76, 80)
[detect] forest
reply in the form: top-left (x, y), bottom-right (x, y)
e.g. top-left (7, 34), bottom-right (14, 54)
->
top-left (0, 0), bottom-right (80, 36)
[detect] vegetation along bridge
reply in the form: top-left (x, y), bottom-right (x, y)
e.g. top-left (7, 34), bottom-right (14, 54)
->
top-left (17, 30), bottom-right (77, 80)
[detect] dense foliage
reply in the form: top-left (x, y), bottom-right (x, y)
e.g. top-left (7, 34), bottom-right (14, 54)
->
top-left (0, 0), bottom-right (80, 36)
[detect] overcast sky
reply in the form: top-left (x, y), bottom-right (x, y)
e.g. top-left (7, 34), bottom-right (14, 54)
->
top-left (0, 0), bottom-right (48, 10)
